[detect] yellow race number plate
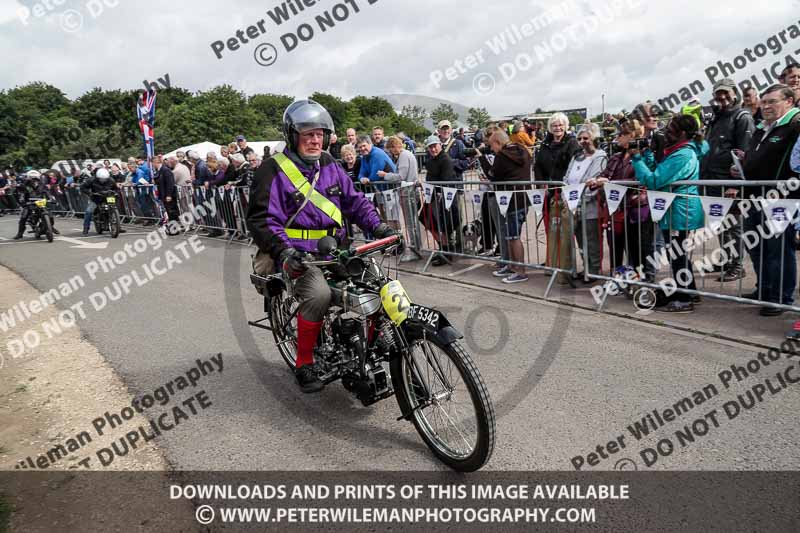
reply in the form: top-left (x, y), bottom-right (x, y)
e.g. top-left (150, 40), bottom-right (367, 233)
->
top-left (34, 199), bottom-right (47, 207)
top-left (380, 280), bottom-right (412, 325)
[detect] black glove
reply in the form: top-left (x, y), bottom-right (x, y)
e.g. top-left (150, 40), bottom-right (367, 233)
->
top-left (372, 223), bottom-right (397, 240)
top-left (279, 247), bottom-right (307, 278)
top-left (372, 224), bottom-right (404, 256)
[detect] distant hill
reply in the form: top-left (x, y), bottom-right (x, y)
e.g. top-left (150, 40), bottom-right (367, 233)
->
top-left (378, 94), bottom-right (473, 131)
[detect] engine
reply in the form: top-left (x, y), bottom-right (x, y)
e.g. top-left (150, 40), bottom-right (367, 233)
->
top-left (331, 315), bottom-right (395, 406)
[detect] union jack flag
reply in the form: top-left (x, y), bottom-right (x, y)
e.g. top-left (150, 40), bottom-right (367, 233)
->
top-left (137, 89), bottom-right (157, 161)
top-left (136, 90), bottom-right (167, 224)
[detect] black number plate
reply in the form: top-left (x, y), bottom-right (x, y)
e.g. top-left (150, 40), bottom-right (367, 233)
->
top-left (407, 304), bottom-right (441, 330)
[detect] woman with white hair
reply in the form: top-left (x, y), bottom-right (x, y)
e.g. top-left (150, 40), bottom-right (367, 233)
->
top-left (338, 144), bottom-right (361, 181)
top-left (564, 122), bottom-right (608, 279)
top-left (534, 112), bottom-right (581, 283)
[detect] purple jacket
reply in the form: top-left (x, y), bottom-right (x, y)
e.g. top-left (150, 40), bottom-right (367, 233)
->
top-left (247, 149), bottom-right (381, 258)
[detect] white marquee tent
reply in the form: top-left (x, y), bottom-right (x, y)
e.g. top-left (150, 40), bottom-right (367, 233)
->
top-left (163, 141), bottom-right (221, 160)
top-left (163, 140), bottom-right (285, 160)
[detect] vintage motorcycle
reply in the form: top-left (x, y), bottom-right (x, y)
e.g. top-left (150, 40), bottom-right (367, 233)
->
top-left (26, 197), bottom-right (54, 242)
top-left (250, 235), bottom-right (495, 472)
top-left (92, 192), bottom-right (121, 238)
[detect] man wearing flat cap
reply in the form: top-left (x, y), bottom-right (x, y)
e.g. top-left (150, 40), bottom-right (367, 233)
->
top-left (700, 78), bottom-right (755, 283)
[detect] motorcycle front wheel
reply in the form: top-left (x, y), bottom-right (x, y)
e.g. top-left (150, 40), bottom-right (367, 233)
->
top-left (109, 209), bottom-right (120, 238)
top-left (42, 215), bottom-right (53, 242)
top-left (391, 337), bottom-right (495, 472)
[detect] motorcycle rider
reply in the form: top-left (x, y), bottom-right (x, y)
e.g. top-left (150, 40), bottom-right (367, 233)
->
top-left (13, 171), bottom-right (60, 239)
top-left (80, 167), bottom-right (117, 236)
top-left (247, 99), bottom-right (398, 393)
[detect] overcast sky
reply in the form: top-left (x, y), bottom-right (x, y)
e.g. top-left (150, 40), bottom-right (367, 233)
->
top-left (2, 0), bottom-right (799, 117)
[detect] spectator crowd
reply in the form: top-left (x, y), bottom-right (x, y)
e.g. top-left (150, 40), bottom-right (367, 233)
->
top-left (3, 64), bottom-right (800, 317)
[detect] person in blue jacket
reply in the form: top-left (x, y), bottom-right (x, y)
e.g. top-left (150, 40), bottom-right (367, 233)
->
top-left (356, 135), bottom-right (396, 187)
top-left (631, 114), bottom-right (709, 314)
top-left (133, 159), bottom-right (155, 223)
top-left (356, 135), bottom-right (396, 238)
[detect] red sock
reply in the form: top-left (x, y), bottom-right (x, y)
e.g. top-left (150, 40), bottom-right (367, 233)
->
top-left (296, 313), bottom-right (322, 368)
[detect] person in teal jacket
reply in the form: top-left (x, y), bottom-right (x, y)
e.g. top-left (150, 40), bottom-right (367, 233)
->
top-left (631, 114), bottom-right (709, 313)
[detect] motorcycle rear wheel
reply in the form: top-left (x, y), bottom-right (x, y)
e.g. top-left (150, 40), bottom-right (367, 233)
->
top-left (267, 289), bottom-right (299, 371)
top-left (391, 337), bottom-right (495, 472)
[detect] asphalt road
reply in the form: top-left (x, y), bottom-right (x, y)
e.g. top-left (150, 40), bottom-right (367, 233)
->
top-left (1, 216), bottom-right (798, 471)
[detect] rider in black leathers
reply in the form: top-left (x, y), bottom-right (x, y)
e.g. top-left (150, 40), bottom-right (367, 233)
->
top-left (80, 168), bottom-right (117, 235)
top-left (13, 171), bottom-right (59, 239)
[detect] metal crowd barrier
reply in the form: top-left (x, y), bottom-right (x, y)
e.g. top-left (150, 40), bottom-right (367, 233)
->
top-left (352, 180), bottom-right (424, 261)
top-left (584, 180), bottom-right (800, 314)
top-left (175, 184), bottom-right (249, 241)
top-left (409, 179), bottom-right (578, 295)
top-left (404, 177), bottom-right (800, 314)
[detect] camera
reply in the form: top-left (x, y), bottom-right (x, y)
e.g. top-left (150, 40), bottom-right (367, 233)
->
top-left (628, 138), bottom-right (650, 150)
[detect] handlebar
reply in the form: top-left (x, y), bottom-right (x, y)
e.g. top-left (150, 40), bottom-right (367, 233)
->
top-left (354, 235), bottom-right (400, 255)
top-left (299, 235), bottom-right (402, 268)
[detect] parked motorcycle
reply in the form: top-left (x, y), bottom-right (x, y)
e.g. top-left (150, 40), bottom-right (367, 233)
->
top-left (250, 235), bottom-right (496, 472)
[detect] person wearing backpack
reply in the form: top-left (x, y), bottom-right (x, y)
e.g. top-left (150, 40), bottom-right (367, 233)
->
top-left (700, 78), bottom-right (755, 282)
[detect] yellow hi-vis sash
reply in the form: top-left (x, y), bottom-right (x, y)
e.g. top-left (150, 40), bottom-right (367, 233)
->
top-left (274, 153), bottom-right (342, 240)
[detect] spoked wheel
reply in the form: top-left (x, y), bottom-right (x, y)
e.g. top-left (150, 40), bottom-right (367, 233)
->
top-left (42, 216), bottom-right (53, 242)
top-left (110, 209), bottom-right (120, 238)
top-left (268, 290), bottom-right (299, 371)
top-left (391, 337), bottom-right (495, 472)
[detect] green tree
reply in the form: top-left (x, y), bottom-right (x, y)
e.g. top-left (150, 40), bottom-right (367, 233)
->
top-left (309, 92), bottom-right (351, 132)
top-left (350, 96), bottom-right (396, 119)
top-left (0, 91), bottom-right (25, 156)
top-left (249, 93), bottom-right (293, 130)
top-left (430, 103), bottom-right (459, 127)
top-left (159, 85), bottom-right (261, 149)
top-left (400, 105), bottom-right (427, 128)
top-left (467, 107), bottom-right (491, 129)
top-left (566, 113), bottom-right (585, 129)
top-left (72, 88), bottom-right (132, 131)
top-left (7, 82), bottom-right (70, 123)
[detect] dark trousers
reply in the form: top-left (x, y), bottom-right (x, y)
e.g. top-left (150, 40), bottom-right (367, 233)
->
top-left (607, 218), bottom-right (656, 278)
top-left (663, 229), bottom-right (696, 302)
top-left (744, 211), bottom-right (796, 304)
top-left (480, 194), bottom-right (496, 251)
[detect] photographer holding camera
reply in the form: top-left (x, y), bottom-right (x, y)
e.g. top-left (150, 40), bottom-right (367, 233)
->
top-left (632, 103), bottom-right (666, 163)
top-left (700, 78), bottom-right (754, 283)
top-left (598, 117), bottom-right (655, 279)
top-left (631, 114), bottom-right (709, 313)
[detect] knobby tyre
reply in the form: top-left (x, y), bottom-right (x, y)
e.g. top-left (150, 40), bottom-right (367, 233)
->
top-left (391, 337), bottom-right (495, 472)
